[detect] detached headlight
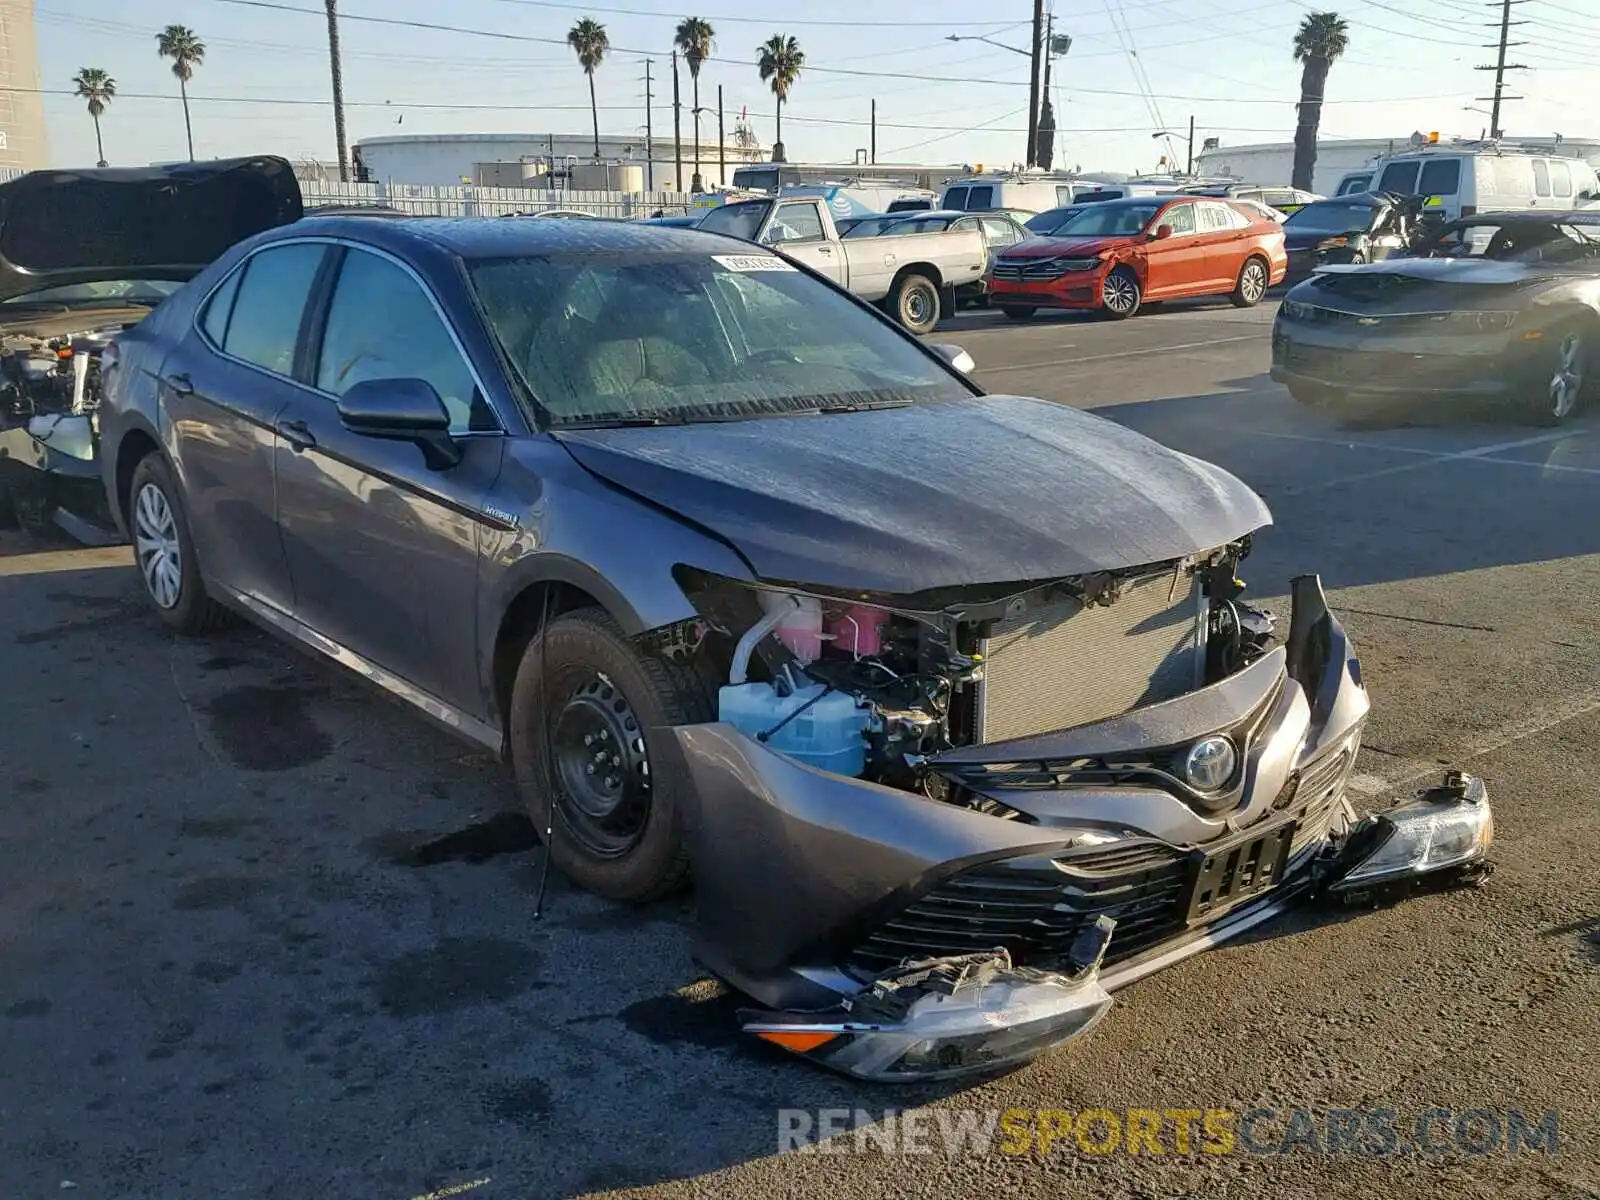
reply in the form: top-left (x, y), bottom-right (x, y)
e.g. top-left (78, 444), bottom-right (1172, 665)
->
top-left (1329, 771), bottom-right (1492, 893)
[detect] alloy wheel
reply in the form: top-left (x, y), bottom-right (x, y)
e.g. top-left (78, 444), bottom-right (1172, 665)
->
top-left (134, 482), bottom-right (182, 610)
top-left (551, 671), bottom-right (653, 857)
top-left (1103, 272), bottom-right (1138, 315)
top-left (1241, 261), bottom-right (1267, 304)
top-left (1549, 331), bottom-right (1584, 419)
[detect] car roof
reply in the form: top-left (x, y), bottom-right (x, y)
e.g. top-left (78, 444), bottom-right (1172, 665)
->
top-left (280, 214), bottom-right (746, 258)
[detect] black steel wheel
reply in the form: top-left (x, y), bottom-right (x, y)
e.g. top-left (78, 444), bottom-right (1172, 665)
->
top-left (508, 607), bottom-right (716, 901)
top-left (891, 272), bottom-right (940, 335)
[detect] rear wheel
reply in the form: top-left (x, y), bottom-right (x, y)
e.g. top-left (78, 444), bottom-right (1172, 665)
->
top-left (508, 607), bottom-right (716, 901)
top-left (128, 454), bottom-right (233, 635)
top-left (999, 305), bottom-right (1036, 321)
top-left (1527, 321), bottom-right (1590, 426)
top-left (890, 272), bottom-right (940, 335)
top-left (1230, 256), bottom-right (1269, 308)
top-left (1101, 266), bottom-right (1142, 319)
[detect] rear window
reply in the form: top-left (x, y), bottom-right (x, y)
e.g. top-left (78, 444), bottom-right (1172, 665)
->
top-left (942, 186), bottom-right (969, 211)
top-left (1418, 159), bottom-right (1461, 197)
top-left (1337, 174), bottom-right (1372, 196)
top-left (221, 243), bottom-right (326, 377)
top-left (1377, 161), bottom-right (1422, 195)
top-left (965, 185), bottom-right (995, 211)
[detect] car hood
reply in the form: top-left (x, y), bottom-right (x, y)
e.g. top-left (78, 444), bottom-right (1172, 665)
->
top-left (555, 394), bottom-right (1272, 593)
top-left (1000, 235), bottom-right (1138, 260)
top-left (0, 156), bottom-right (303, 302)
top-left (1312, 257), bottom-right (1546, 285)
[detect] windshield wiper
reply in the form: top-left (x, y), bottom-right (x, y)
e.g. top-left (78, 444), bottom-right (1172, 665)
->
top-left (803, 399), bottom-right (916, 414)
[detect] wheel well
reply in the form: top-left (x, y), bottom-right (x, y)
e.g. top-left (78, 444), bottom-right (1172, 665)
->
top-left (114, 429), bottom-right (161, 529)
top-left (892, 263), bottom-right (943, 292)
top-left (491, 580), bottom-right (600, 730)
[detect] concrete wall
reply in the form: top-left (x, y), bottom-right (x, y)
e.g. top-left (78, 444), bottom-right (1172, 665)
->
top-left (356, 131), bottom-right (763, 191)
top-left (0, 0), bottom-right (47, 172)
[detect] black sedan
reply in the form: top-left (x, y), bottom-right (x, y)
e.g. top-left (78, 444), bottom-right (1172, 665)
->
top-left (1272, 209), bottom-right (1600, 424)
top-left (1281, 192), bottom-right (1413, 285)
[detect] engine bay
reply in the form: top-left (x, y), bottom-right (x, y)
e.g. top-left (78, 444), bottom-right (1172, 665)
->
top-left (670, 542), bottom-right (1277, 807)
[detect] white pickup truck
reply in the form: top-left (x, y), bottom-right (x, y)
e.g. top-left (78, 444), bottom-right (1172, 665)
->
top-left (695, 196), bottom-right (988, 334)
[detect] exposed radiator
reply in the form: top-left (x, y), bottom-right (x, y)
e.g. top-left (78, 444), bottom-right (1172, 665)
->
top-left (975, 568), bottom-right (1205, 743)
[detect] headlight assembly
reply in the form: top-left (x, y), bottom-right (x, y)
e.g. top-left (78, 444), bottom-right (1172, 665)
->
top-left (1326, 771), bottom-right (1492, 895)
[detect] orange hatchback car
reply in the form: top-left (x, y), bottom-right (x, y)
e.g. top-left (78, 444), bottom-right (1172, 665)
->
top-left (990, 195), bottom-right (1287, 319)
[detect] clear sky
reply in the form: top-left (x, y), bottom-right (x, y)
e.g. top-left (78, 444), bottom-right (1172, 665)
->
top-left (36, 0), bottom-right (1600, 175)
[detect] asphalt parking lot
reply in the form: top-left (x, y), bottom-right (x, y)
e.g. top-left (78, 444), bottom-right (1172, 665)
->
top-left (3, 295), bottom-right (1598, 1199)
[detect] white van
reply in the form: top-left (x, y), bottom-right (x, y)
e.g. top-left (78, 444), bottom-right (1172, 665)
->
top-left (937, 176), bottom-right (1085, 215)
top-left (1353, 149), bottom-right (1600, 218)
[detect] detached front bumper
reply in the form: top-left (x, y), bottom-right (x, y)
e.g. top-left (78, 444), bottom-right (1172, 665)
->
top-left (0, 414), bottom-right (119, 544)
top-left (664, 575), bottom-right (1492, 1081)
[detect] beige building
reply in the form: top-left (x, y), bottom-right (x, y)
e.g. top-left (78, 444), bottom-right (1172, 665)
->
top-left (0, 0), bottom-right (47, 172)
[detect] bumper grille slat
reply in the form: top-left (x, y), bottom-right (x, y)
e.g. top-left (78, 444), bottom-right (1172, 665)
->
top-left (975, 570), bottom-right (1203, 744)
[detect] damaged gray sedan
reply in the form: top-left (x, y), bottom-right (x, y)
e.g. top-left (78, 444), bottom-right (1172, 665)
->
top-left (93, 208), bottom-right (1493, 1081)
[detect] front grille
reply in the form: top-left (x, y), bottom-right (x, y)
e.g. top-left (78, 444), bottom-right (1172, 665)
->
top-left (992, 260), bottom-right (1066, 282)
top-left (847, 735), bottom-right (1364, 978)
top-left (846, 841), bottom-right (1192, 974)
top-left (975, 569), bottom-right (1203, 744)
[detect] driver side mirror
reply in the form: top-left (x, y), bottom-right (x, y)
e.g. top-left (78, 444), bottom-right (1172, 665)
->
top-left (336, 377), bottom-right (462, 470)
top-left (1152, 224), bottom-right (1174, 240)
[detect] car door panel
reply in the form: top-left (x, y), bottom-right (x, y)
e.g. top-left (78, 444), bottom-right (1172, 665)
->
top-left (765, 202), bottom-right (846, 285)
top-left (273, 245), bottom-right (505, 713)
top-left (166, 241), bottom-right (329, 611)
top-left (1142, 203), bottom-right (1206, 298)
top-left (1197, 202), bottom-right (1248, 291)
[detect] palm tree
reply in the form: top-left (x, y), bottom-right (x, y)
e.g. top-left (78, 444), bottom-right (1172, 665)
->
top-left (756, 34), bottom-right (803, 164)
top-left (567, 18), bottom-right (609, 158)
top-left (155, 24), bottom-right (206, 161)
top-left (325, 2), bottom-right (349, 182)
top-left (73, 68), bottom-right (116, 167)
top-left (1291, 12), bottom-right (1349, 192)
top-left (674, 17), bottom-right (715, 192)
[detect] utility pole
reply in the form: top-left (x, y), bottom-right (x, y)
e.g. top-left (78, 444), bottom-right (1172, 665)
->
top-left (870, 99), bottom-right (877, 164)
top-left (1475, 0), bottom-right (1527, 140)
top-left (718, 85), bottom-right (726, 186)
top-left (1036, 13), bottom-right (1055, 169)
top-left (1026, 0), bottom-right (1044, 167)
top-left (641, 60), bottom-right (655, 191)
top-left (671, 51), bottom-right (684, 192)
top-left (1187, 113), bottom-right (1194, 176)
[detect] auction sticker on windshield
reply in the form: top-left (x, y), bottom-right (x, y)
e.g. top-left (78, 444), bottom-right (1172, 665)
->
top-left (713, 254), bottom-right (797, 272)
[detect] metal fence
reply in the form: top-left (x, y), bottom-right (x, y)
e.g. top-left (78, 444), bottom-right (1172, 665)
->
top-left (299, 180), bottom-right (698, 219)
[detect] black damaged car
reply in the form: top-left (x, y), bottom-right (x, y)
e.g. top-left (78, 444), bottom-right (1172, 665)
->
top-left (1273, 209), bottom-right (1600, 424)
top-left (1280, 191), bottom-right (1417, 285)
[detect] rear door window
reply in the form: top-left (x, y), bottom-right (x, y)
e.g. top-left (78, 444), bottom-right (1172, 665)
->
top-left (943, 186), bottom-right (969, 211)
top-left (1377, 160), bottom-right (1421, 195)
top-left (1533, 160), bottom-right (1551, 198)
top-left (1055, 185), bottom-right (1076, 205)
top-left (199, 265), bottom-right (243, 348)
top-left (965, 185), bottom-right (995, 211)
top-left (1418, 159), bottom-right (1461, 197)
top-left (221, 242), bottom-right (326, 378)
top-left (1549, 160), bottom-right (1572, 197)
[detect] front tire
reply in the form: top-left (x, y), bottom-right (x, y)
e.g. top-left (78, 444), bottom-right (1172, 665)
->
top-left (508, 608), bottom-right (716, 902)
top-left (128, 454), bottom-right (232, 635)
top-left (1101, 266), bottom-right (1142, 319)
top-left (1231, 256), bottom-right (1269, 308)
top-left (1527, 321), bottom-right (1590, 426)
top-left (890, 272), bottom-right (940, 335)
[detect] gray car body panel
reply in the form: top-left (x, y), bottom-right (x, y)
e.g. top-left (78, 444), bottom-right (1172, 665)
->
top-left (556, 395), bottom-right (1273, 593)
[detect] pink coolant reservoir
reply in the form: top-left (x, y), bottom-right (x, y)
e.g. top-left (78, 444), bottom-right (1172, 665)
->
top-left (827, 604), bottom-right (886, 658)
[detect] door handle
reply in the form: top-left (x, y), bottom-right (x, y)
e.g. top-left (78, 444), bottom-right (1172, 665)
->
top-left (164, 372), bottom-right (194, 396)
top-left (276, 419), bottom-right (317, 452)
top-left (817, 245), bottom-right (833, 254)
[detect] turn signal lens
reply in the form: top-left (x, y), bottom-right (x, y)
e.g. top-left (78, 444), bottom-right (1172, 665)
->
top-left (754, 1030), bottom-right (839, 1053)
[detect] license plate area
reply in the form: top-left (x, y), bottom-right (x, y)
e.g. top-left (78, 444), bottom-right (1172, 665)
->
top-left (1185, 816), bottom-right (1296, 923)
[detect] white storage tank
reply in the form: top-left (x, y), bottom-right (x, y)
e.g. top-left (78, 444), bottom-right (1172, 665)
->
top-left (570, 161), bottom-right (645, 192)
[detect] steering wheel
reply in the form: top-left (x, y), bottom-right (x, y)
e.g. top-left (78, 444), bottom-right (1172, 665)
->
top-left (747, 347), bottom-right (803, 365)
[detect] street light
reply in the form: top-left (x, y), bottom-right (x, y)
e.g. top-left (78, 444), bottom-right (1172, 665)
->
top-left (1152, 118), bottom-right (1196, 177)
top-left (945, 32), bottom-right (1030, 57)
